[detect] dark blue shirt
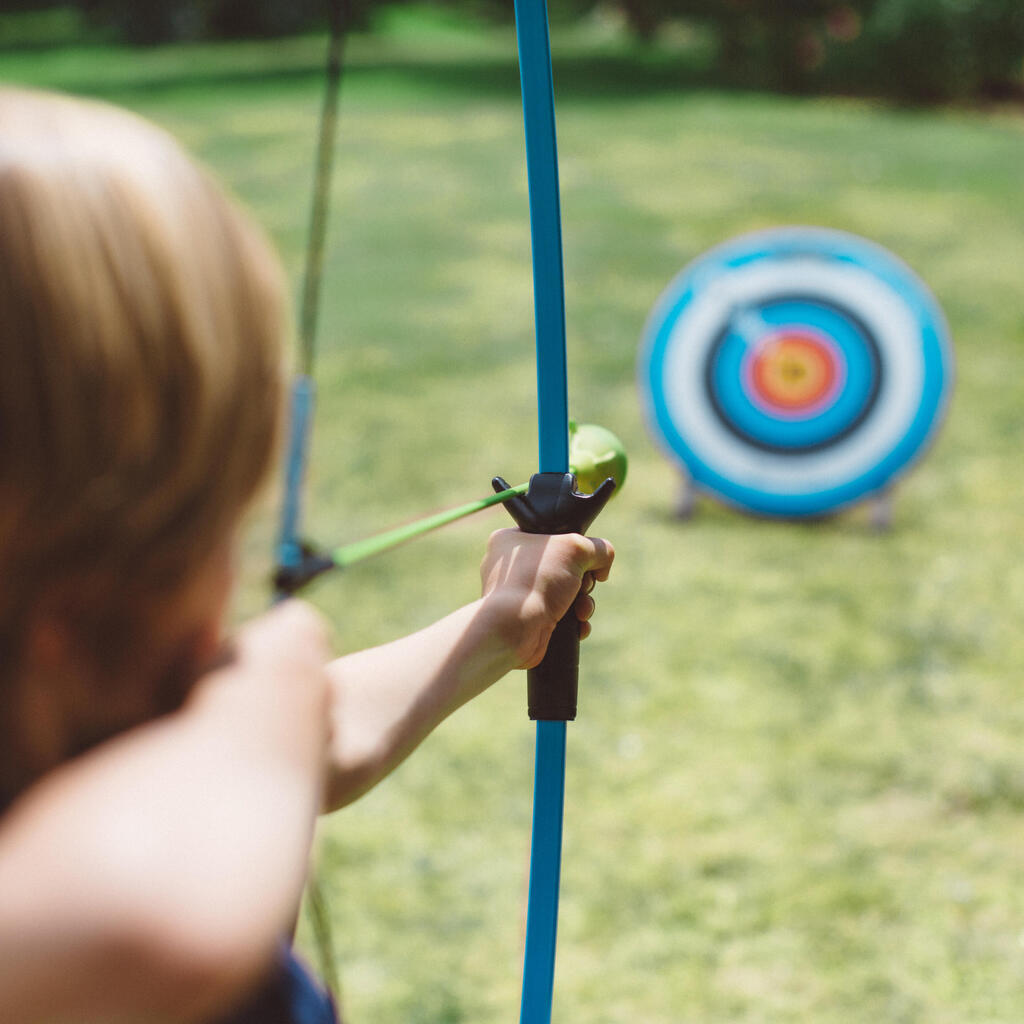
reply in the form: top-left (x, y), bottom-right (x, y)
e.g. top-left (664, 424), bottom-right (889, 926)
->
top-left (215, 944), bottom-right (339, 1024)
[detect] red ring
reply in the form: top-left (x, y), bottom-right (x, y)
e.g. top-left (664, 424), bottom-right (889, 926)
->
top-left (747, 329), bottom-right (843, 416)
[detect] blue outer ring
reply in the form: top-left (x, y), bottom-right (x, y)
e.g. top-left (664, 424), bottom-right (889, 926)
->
top-left (638, 227), bottom-right (954, 518)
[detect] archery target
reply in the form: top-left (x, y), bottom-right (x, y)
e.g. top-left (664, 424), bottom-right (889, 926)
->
top-left (638, 227), bottom-right (953, 518)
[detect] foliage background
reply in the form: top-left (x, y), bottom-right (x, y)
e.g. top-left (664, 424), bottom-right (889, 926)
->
top-left (3, 4), bottom-right (1024, 1022)
top-left (4, 0), bottom-right (1024, 100)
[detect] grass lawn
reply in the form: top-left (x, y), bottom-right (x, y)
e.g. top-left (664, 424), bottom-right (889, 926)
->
top-left (4, 7), bottom-right (1024, 1022)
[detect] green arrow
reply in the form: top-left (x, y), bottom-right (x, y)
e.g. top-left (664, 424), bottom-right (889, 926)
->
top-left (277, 423), bottom-right (628, 592)
top-left (330, 481), bottom-right (529, 568)
top-left (331, 422), bottom-right (627, 569)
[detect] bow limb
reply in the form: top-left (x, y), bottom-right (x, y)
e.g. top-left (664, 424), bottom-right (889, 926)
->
top-left (512, 4), bottom-right (574, 1022)
top-left (515, 0), bottom-right (570, 476)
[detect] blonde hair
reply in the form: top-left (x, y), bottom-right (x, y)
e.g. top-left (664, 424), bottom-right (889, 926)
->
top-left (0, 89), bottom-right (287, 762)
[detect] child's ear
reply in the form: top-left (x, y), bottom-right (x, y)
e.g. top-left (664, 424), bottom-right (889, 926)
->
top-left (24, 616), bottom-right (74, 672)
top-left (11, 614), bottom-right (87, 786)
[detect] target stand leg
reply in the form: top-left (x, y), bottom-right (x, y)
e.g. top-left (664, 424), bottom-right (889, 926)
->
top-left (675, 471), bottom-right (697, 520)
top-left (868, 488), bottom-right (893, 532)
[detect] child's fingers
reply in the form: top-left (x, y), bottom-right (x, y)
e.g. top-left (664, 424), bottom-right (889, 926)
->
top-left (573, 535), bottom-right (614, 582)
top-left (574, 591), bottom-right (596, 623)
top-left (574, 544), bottom-right (612, 642)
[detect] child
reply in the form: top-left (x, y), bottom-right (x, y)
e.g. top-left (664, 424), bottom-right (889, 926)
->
top-left (0, 87), bottom-right (614, 1023)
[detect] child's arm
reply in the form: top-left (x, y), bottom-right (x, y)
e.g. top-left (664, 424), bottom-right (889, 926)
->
top-left (0, 601), bottom-right (332, 1024)
top-left (322, 529), bottom-right (614, 810)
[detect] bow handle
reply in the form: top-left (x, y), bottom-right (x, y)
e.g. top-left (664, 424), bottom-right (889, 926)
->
top-left (492, 472), bottom-right (615, 721)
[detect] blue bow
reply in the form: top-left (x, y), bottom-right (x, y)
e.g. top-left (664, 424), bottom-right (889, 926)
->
top-left (274, 5), bottom-right (601, 1019)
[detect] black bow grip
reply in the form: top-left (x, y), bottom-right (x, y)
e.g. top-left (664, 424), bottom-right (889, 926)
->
top-left (493, 472), bottom-right (615, 721)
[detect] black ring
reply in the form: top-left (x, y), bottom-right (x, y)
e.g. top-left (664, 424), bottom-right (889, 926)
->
top-left (703, 294), bottom-right (883, 456)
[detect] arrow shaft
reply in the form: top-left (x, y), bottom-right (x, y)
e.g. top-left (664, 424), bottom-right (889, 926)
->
top-left (330, 483), bottom-right (528, 568)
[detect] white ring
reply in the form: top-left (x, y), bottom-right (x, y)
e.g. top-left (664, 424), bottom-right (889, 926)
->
top-left (660, 259), bottom-right (921, 494)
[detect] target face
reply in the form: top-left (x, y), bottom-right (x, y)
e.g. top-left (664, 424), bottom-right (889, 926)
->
top-left (638, 227), bottom-right (954, 518)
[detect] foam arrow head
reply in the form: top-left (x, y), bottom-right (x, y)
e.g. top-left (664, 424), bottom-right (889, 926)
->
top-left (569, 421), bottom-right (628, 497)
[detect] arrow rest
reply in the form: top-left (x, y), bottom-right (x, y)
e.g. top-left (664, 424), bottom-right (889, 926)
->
top-left (492, 471), bottom-right (615, 721)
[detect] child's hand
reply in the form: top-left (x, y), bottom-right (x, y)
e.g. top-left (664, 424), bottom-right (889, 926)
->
top-left (480, 529), bottom-right (615, 669)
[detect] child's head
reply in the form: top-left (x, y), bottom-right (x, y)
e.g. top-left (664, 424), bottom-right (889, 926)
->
top-left (0, 88), bottom-right (288, 792)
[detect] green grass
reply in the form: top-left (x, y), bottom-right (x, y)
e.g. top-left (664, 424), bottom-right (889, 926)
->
top-left (5, 8), bottom-right (1024, 1022)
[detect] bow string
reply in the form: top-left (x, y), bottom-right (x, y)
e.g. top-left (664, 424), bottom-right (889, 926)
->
top-left (274, 0), bottom-right (349, 999)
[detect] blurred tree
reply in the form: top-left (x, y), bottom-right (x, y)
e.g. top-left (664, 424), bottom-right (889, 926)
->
top-left (16, 0), bottom-right (1022, 100)
top-left (604, 0), bottom-right (877, 91)
top-left (609, 0), bottom-right (1023, 100)
top-left (73, 0), bottom-right (395, 44)
top-left (842, 0), bottom-right (1024, 100)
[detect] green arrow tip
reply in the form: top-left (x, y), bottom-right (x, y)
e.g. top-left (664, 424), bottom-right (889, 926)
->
top-left (569, 421), bottom-right (628, 497)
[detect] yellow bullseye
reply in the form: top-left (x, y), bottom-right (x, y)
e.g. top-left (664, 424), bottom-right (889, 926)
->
top-left (751, 334), bottom-right (837, 410)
